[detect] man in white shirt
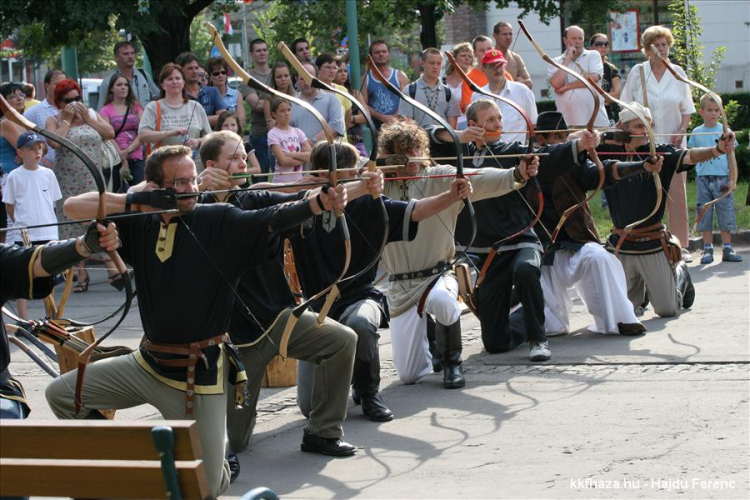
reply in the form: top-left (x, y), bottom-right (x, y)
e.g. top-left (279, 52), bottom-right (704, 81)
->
top-left (24, 69), bottom-right (67, 167)
top-left (548, 25), bottom-right (608, 128)
top-left (471, 49), bottom-right (537, 144)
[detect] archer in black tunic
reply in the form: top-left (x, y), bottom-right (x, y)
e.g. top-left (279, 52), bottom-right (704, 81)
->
top-left (454, 138), bottom-right (585, 357)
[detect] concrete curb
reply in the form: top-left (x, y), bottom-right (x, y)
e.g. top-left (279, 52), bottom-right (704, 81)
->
top-left (688, 230), bottom-right (750, 250)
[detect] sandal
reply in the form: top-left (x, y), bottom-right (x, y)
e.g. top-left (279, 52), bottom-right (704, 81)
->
top-left (108, 270), bottom-right (132, 291)
top-left (73, 277), bottom-right (90, 293)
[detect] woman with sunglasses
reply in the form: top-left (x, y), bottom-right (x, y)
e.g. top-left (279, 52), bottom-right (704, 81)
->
top-left (1, 83), bottom-right (30, 243)
top-left (44, 79), bottom-right (116, 291)
top-left (206, 57), bottom-right (246, 132)
top-left (589, 33), bottom-right (621, 124)
top-left (1, 83), bottom-right (28, 176)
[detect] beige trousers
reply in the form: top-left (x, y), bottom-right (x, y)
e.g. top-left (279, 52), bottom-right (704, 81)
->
top-left (46, 352), bottom-right (231, 499)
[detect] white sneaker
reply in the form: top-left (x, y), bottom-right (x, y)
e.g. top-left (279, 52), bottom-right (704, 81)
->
top-left (681, 248), bottom-right (693, 263)
top-left (529, 341), bottom-right (551, 362)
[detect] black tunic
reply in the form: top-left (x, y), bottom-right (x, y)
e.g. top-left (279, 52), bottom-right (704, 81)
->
top-left (598, 143), bottom-right (689, 254)
top-left (199, 191), bottom-right (302, 346)
top-left (289, 196), bottom-right (417, 321)
top-left (116, 204), bottom-right (278, 386)
top-left (455, 140), bottom-right (582, 253)
top-left (1, 244), bottom-right (54, 415)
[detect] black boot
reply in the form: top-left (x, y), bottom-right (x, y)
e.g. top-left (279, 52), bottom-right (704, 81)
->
top-left (351, 356), bottom-right (394, 422)
top-left (435, 319), bottom-right (465, 389)
top-left (426, 315), bottom-right (443, 373)
top-left (675, 262), bottom-right (695, 309)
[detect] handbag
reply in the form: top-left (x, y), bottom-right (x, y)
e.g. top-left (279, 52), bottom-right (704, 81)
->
top-left (101, 140), bottom-right (122, 170)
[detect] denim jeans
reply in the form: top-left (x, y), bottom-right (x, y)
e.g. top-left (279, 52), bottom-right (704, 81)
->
top-left (249, 135), bottom-right (274, 174)
top-left (696, 175), bottom-right (737, 232)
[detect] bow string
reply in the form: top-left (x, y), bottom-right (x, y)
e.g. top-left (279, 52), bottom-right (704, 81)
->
top-left (207, 23), bottom-right (351, 359)
top-left (518, 21), bottom-right (606, 246)
top-left (0, 94), bottom-right (134, 414)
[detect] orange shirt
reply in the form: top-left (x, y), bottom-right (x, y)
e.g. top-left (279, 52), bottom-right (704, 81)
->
top-left (459, 67), bottom-right (514, 113)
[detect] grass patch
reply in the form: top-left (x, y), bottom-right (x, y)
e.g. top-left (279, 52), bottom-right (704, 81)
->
top-left (589, 180), bottom-right (750, 238)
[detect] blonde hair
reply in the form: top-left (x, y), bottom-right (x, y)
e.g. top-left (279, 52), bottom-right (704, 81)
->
top-left (641, 26), bottom-right (674, 57)
top-left (446, 42), bottom-right (473, 76)
top-left (466, 99), bottom-right (499, 124)
top-left (699, 93), bottom-right (719, 109)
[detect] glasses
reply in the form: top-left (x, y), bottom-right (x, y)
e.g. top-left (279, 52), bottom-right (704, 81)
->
top-left (212, 70), bottom-right (227, 77)
top-left (593, 42), bottom-right (609, 47)
top-left (61, 96), bottom-right (82, 104)
top-left (167, 176), bottom-right (198, 189)
top-left (8, 92), bottom-right (25, 99)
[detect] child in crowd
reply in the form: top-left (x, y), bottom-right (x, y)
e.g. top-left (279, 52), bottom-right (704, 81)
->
top-left (267, 98), bottom-right (311, 183)
top-left (688, 94), bottom-right (742, 264)
top-left (217, 110), bottom-right (261, 177)
top-left (3, 133), bottom-right (62, 318)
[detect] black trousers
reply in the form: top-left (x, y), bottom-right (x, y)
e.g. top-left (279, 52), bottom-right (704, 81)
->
top-left (476, 247), bottom-right (545, 353)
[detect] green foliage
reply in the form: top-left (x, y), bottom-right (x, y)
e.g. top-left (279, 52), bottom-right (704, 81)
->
top-left (558, 0), bottom-right (630, 30)
top-left (17, 17), bottom-right (121, 75)
top-left (668, 0), bottom-right (725, 99)
top-left (589, 181), bottom-right (750, 236)
top-left (190, 12), bottom-right (216, 63)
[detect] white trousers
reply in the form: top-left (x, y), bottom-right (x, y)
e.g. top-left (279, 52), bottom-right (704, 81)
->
top-left (389, 275), bottom-right (461, 384)
top-left (542, 243), bottom-right (640, 335)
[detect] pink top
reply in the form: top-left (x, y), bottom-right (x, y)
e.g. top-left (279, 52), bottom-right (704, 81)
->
top-left (267, 126), bottom-right (308, 183)
top-left (100, 103), bottom-right (144, 160)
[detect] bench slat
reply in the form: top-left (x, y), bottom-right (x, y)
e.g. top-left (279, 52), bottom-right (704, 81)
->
top-left (0, 420), bottom-right (201, 460)
top-left (0, 458), bottom-right (210, 499)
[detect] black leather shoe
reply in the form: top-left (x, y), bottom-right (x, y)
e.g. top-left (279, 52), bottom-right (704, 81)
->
top-left (227, 451), bottom-right (241, 483)
top-left (677, 262), bottom-right (695, 309)
top-left (618, 322), bottom-right (647, 336)
top-left (301, 429), bottom-right (356, 457)
top-left (443, 362), bottom-right (465, 389)
top-left (360, 392), bottom-right (394, 422)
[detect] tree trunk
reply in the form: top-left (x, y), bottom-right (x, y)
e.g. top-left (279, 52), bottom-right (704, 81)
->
top-left (140, 13), bottom-right (193, 77)
top-left (417, 3), bottom-right (439, 49)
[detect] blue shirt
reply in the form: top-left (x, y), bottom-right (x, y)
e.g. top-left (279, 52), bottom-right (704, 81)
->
top-left (190, 86), bottom-right (227, 117)
top-left (687, 123), bottom-right (736, 176)
top-left (366, 68), bottom-right (401, 118)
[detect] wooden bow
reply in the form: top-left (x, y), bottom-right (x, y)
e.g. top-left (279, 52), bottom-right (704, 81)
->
top-left (518, 21), bottom-right (606, 245)
top-left (444, 51), bottom-right (543, 249)
top-left (366, 54), bottom-right (477, 268)
top-left (570, 61), bottom-right (661, 253)
top-left (0, 94), bottom-right (133, 415)
top-left (650, 44), bottom-right (737, 232)
top-left (206, 23), bottom-right (351, 359)
top-left (277, 41), bottom-right (389, 311)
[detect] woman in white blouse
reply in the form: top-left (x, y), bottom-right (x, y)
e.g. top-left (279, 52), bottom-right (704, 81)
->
top-left (621, 26), bottom-right (695, 260)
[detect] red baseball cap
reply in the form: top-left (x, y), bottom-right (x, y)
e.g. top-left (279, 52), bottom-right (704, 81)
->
top-left (482, 49), bottom-right (507, 66)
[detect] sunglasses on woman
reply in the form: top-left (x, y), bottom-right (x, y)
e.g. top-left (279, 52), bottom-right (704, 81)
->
top-left (61, 95), bottom-right (83, 104)
top-left (212, 70), bottom-right (227, 77)
top-left (593, 41), bottom-right (609, 47)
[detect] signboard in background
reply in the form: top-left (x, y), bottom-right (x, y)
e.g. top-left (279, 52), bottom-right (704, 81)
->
top-left (609, 10), bottom-right (641, 53)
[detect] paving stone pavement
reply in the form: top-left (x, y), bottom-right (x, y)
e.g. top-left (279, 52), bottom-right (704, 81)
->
top-left (4, 248), bottom-right (749, 499)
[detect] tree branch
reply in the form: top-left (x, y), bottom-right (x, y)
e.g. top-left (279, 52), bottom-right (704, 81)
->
top-left (184, 0), bottom-right (215, 19)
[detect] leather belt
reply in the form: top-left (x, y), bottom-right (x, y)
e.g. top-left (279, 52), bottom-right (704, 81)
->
top-left (143, 333), bottom-right (226, 417)
top-left (611, 221), bottom-right (666, 243)
top-left (390, 262), bottom-right (450, 282)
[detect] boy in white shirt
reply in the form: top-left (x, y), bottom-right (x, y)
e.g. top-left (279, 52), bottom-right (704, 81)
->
top-left (4, 132), bottom-right (62, 318)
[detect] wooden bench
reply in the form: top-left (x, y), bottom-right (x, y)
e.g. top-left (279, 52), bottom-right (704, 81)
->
top-left (0, 420), bottom-right (209, 499)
